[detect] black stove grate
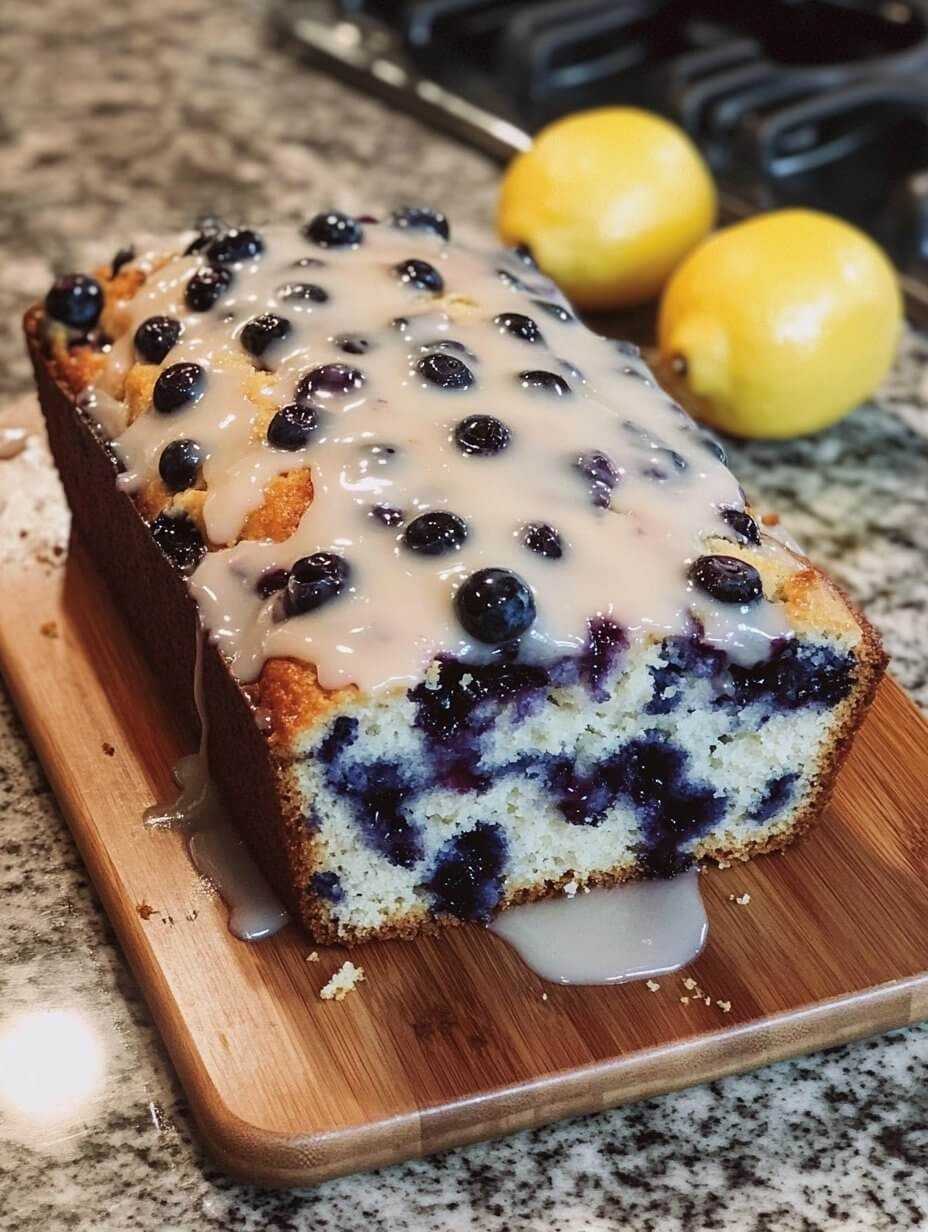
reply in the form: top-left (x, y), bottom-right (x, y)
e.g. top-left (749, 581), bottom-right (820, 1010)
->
top-left (272, 0), bottom-right (928, 323)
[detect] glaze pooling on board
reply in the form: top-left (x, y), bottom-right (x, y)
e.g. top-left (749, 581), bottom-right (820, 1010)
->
top-left (89, 221), bottom-right (793, 693)
top-left (489, 871), bottom-right (708, 985)
top-left (143, 630), bottom-right (289, 942)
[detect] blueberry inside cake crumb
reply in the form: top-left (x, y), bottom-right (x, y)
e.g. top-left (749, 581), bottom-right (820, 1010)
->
top-left (36, 209), bottom-right (886, 944)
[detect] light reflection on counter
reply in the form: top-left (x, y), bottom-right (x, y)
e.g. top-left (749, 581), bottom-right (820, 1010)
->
top-left (0, 1008), bottom-right (106, 1133)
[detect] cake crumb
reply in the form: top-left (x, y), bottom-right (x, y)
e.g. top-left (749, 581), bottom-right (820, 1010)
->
top-left (423, 660), bottom-right (442, 690)
top-left (541, 992), bottom-right (548, 1001)
top-left (761, 512), bottom-right (780, 526)
top-left (646, 979), bottom-right (660, 992)
top-left (102, 742), bottom-right (115, 757)
top-left (320, 960), bottom-right (365, 1001)
top-left (137, 902), bottom-right (155, 920)
top-left (683, 977), bottom-right (698, 991)
top-left (679, 995), bottom-right (690, 1005)
top-left (716, 859), bottom-right (731, 870)
top-left (306, 950), bottom-right (320, 963)
top-left (704, 996), bottom-right (711, 1006)
top-left (717, 1000), bottom-right (732, 1014)
top-left (563, 879), bottom-right (579, 898)
top-left (40, 620), bottom-right (59, 639)
top-left (735, 893), bottom-right (751, 906)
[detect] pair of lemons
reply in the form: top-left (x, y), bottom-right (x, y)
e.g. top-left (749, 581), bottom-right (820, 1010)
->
top-left (498, 108), bottom-right (901, 439)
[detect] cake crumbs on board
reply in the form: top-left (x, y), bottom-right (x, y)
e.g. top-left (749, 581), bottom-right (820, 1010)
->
top-left (320, 961), bottom-right (365, 1001)
top-left (645, 979), bottom-right (660, 992)
top-left (729, 892), bottom-right (752, 905)
top-left (40, 620), bottom-right (59, 638)
top-left (305, 950), bottom-right (320, 963)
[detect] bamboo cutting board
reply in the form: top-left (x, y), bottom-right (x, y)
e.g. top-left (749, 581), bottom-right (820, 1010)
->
top-left (1, 412), bottom-right (927, 1187)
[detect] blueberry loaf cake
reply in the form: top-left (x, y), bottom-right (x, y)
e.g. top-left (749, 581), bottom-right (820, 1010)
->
top-left (26, 209), bottom-right (886, 943)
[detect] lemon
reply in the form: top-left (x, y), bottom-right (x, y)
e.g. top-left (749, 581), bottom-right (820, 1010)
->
top-left (497, 107), bottom-right (716, 310)
top-left (657, 209), bottom-right (902, 439)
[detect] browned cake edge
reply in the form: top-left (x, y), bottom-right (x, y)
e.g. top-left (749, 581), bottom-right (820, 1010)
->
top-left (24, 306), bottom-right (888, 946)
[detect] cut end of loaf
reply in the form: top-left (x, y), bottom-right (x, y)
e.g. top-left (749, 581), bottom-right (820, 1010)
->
top-left (287, 614), bottom-right (885, 944)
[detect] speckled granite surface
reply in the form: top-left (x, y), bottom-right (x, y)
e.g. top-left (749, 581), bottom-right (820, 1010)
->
top-left (1, 2), bottom-right (927, 1228)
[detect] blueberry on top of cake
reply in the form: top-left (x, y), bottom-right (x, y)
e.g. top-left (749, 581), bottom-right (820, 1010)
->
top-left (35, 210), bottom-right (886, 944)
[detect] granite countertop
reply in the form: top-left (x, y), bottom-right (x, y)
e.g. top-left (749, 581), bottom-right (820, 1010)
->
top-left (1, 2), bottom-right (927, 1228)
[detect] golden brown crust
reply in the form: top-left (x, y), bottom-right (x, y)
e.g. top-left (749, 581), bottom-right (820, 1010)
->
top-left (257, 657), bottom-right (353, 754)
top-left (240, 469), bottom-right (314, 543)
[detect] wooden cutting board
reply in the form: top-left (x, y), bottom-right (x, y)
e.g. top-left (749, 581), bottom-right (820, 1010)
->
top-left (1, 414), bottom-right (927, 1187)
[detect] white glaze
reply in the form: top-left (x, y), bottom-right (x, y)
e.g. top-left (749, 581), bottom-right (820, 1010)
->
top-left (489, 872), bottom-right (707, 985)
top-left (144, 636), bottom-right (289, 943)
top-left (95, 222), bottom-right (793, 693)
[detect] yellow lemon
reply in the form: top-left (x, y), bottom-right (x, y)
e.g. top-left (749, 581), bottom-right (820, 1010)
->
top-left (657, 209), bottom-right (902, 439)
top-left (497, 107), bottom-right (716, 310)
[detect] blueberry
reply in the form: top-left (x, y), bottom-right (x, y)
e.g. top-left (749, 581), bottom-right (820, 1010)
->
top-left (575, 450), bottom-right (619, 508)
top-left (267, 403), bottom-right (319, 450)
top-left (185, 265), bottom-right (232, 312)
top-left (720, 507), bottom-right (761, 546)
top-left (455, 568), bottom-right (535, 644)
top-left (240, 313), bottom-right (291, 357)
top-left (730, 641), bottom-right (854, 710)
top-left (689, 554), bottom-right (763, 604)
top-left (285, 552), bottom-right (350, 615)
top-left (318, 714), bottom-right (359, 764)
top-left (311, 870), bottom-right (345, 903)
top-left (390, 206), bottom-right (450, 241)
top-left (497, 268), bottom-right (533, 292)
top-left (612, 733), bottom-right (725, 877)
top-left (45, 274), bottom-right (104, 329)
top-left (206, 227), bottom-right (264, 266)
top-left (581, 617), bottom-right (627, 698)
top-left (370, 504), bottom-right (404, 527)
top-left (295, 363), bottom-right (365, 400)
top-left (454, 415), bottom-right (510, 456)
top-left (278, 282), bottom-right (328, 306)
top-left (645, 634), bottom-right (727, 716)
top-left (183, 214), bottom-right (225, 255)
top-left (409, 659), bottom-right (549, 744)
top-left (518, 370), bottom-right (571, 396)
top-left (150, 512), bottom-right (205, 573)
top-left (427, 823), bottom-right (506, 921)
top-left (321, 756), bottom-right (422, 868)
top-left (613, 339), bottom-right (641, 359)
top-left (153, 362), bottom-right (205, 414)
top-left (110, 246), bottom-right (135, 276)
top-left (158, 438), bottom-right (203, 492)
top-left (417, 352), bottom-right (474, 390)
top-left (750, 773), bottom-right (799, 822)
top-left (134, 315), bottom-right (182, 364)
top-left (493, 312), bottom-right (543, 344)
top-left (256, 567), bottom-right (290, 598)
top-left (523, 522), bottom-right (563, 559)
top-left (403, 511), bottom-right (468, 556)
top-left (531, 298), bottom-right (574, 324)
top-left (700, 431), bottom-right (728, 465)
top-left (303, 211), bottom-right (363, 248)
top-left (333, 333), bottom-right (372, 355)
top-left (394, 258), bottom-right (444, 293)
